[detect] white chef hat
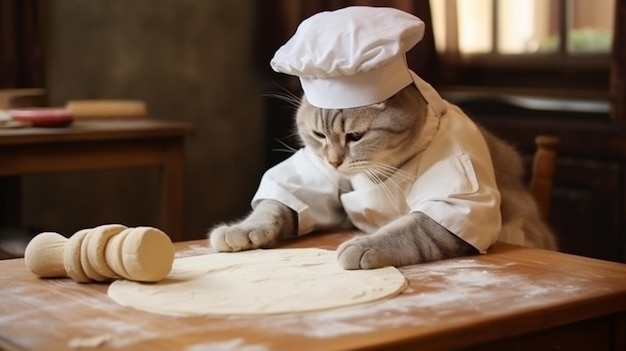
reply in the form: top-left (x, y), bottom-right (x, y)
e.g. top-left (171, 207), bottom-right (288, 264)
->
top-left (270, 6), bottom-right (445, 114)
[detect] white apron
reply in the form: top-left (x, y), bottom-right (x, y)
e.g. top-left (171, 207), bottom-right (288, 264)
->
top-left (252, 74), bottom-right (510, 253)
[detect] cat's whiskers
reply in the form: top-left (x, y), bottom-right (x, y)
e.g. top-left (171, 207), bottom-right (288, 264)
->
top-left (349, 161), bottom-right (413, 214)
top-left (263, 88), bottom-right (302, 109)
top-left (362, 168), bottom-right (403, 213)
top-left (271, 138), bottom-right (299, 155)
top-left (350, 160), bottom-right (416, 183)
top-left (369, 162), bottom-right (416, 182)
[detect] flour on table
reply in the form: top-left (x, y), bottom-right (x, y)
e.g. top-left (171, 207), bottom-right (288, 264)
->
top-left (68, 334), bottom-right (111, 349)
top-left (107, 248), bottom-right (407, 316)
top-left (186, 339), bottom-right (271, 351)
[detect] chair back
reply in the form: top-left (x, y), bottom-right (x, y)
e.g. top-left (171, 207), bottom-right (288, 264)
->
top-left (529, 135), bottom-right (559, 221)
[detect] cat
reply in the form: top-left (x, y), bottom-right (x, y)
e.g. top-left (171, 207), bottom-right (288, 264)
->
top-left (209, 83), bottom-right (558, 269)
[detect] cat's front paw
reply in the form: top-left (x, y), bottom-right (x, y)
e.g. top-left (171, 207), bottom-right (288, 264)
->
top-left (209, 223), bottom-right (279, 252)
top-left (336, 237), bottom-right (393, 270)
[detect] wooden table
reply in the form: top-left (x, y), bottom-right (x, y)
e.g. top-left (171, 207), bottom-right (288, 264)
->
top-left (1, 231), bottom-right (625, 350)
top-left (0, 119), bottom-right (193, 242)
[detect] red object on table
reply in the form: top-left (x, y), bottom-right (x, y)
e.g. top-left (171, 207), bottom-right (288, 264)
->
top-left (9, 108), bottom-right (74, 127)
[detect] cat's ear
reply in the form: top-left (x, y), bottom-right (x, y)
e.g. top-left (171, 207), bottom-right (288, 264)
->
top-left (369, 101), bottom-right (387, 110)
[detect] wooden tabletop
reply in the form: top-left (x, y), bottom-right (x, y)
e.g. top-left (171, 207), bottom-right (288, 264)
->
top-left (1, 231), bottom-right (625, 351)
top-left (0, 119), bottom-right (193, 241)
top-left (0, 119), bottom-right (194, 145)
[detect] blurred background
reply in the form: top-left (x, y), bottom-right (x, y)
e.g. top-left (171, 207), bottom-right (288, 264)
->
top-left (1, 0), bottom-right (624, 263)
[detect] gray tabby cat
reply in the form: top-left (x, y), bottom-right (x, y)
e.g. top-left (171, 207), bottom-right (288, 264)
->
top-left (209, 83), bottom-right (558, 269)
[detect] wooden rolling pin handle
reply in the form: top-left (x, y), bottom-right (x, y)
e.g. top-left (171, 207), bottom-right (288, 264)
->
top-left (24, 232), bottom-right (68, 278)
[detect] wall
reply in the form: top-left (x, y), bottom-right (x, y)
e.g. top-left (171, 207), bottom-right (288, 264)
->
top-left (21, 0), bottom-right (266, 240)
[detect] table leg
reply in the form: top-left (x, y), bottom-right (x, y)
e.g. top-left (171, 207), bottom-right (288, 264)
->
top-left (161, 138), bottom-right (185, 242)
top-left (615, 312), bottom-right (626, 351)
top-left (0, 176), bottom-right (22, 227)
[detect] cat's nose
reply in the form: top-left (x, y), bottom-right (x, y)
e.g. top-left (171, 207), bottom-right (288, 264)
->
top-left (329, 160), bottom-right (343, 168)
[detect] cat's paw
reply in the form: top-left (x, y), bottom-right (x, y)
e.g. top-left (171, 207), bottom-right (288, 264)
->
top-left (209, 223), bottom-right (279, 252)
top-left (336, 237), bottom-right (393, 270)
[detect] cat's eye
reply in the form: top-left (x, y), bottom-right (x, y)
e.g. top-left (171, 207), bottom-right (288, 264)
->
top-left (312, 130), bottom-right (326, 139)
top-left (346, 132), bottom-right (364, 142)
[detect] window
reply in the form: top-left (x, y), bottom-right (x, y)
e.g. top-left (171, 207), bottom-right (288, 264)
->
top-left (429, 0), bottom-right (614, 97)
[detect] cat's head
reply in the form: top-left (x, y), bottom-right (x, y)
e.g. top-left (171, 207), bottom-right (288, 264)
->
top-left (296, 83), bottom-right (429, 180)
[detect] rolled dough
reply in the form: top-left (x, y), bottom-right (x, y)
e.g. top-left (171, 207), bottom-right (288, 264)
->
top-left (107, 248), bottom-right (407, 316)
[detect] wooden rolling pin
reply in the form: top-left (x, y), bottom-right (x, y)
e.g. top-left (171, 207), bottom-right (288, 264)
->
top-left (65, 100), bottom-right (147, 119)
top-left (24, 224), bottom-right (174, 283)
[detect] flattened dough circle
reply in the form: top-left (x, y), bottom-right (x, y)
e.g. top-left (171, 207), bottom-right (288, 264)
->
top-left (108, 248), bottom-right (407, 316)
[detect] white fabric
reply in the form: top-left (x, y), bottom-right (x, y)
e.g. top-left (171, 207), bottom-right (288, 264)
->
top-left (299, 56), bottom-right (414, 109)
top-left (270, 6), bottom-right (425, 108)
top-left (252, 99), bottom-right (506, 253)
top-left (410, 71), bottom-right (447, 117)
top-left (258, 6), bottom-right (507, 252)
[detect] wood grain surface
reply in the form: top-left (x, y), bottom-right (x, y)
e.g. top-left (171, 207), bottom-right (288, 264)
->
top-left (1, 231), bottom-right (625, 351)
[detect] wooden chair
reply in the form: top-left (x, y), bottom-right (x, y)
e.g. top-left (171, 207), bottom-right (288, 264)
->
top-left (529, 135), bottom-right (560, 221)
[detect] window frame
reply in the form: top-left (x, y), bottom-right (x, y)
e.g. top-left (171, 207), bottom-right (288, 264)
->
top-left (430, 0), bottom-right (612, 99)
